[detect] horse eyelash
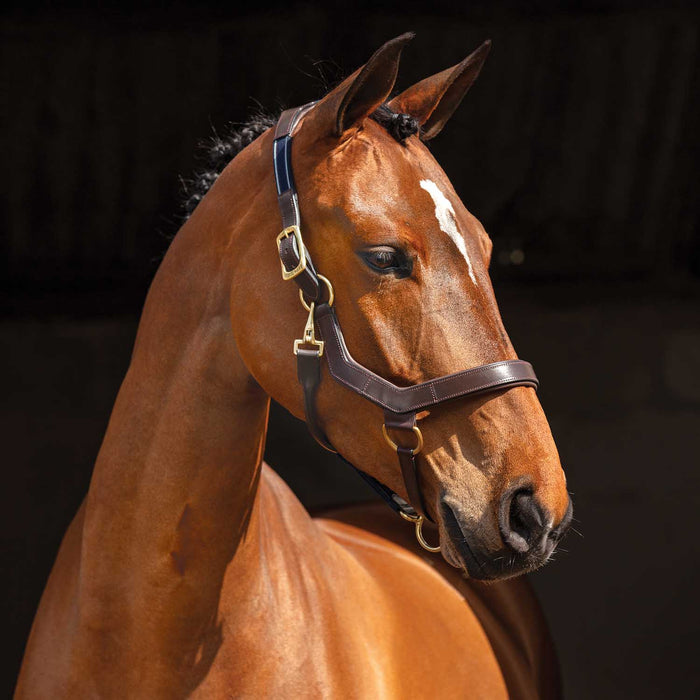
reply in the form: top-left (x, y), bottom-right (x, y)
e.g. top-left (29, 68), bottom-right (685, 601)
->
top-left (359, 248), bottom-right (413, 277)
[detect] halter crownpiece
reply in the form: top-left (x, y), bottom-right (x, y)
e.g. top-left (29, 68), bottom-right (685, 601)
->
top-left (273, 104), bottom-right (539, 553)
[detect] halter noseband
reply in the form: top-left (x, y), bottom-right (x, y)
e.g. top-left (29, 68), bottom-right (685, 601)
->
top-left (273, 104), bottom-right (539, 552)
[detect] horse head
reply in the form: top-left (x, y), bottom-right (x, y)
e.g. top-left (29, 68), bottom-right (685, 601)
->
top-left (230, 33), bottom-right (572, 580)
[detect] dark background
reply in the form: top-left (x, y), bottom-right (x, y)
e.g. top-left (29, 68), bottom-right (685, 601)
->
top-left (3, 1), bottom-right (699, 697)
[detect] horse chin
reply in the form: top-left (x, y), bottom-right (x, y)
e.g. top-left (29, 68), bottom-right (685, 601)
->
top-left (440, 537), bottom-right (500, 581)
top-left (439, 542), bottom-right (464, 570)
top-left (443, 534), bottom-right (557, 581)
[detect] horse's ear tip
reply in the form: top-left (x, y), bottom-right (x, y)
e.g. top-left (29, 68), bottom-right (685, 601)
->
top-left (456, 39), bottom-right (491, 70)
top-left (388, 32), bottom-right (415, 49)
top-left (462, 39), bottom-right (491, 68)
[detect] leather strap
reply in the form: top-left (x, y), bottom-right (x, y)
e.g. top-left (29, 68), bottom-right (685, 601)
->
top-left (314, 304), bottom-right (538, 413)
top-left (336, 453), bottom-right (419, 519)
top-left (274, 105), bottom-right (321, 301)
top-left (296, 347), bottom-right (336, 452)
top-left (296, 340), bottom-right (424, 519)
top-left (384, 410), bottom-right (430, 519)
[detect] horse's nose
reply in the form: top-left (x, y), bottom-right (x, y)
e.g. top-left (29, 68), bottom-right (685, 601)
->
top-left (499, 489), bottom-right (568, 555)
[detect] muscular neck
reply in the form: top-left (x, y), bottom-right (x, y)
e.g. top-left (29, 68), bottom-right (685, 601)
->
top-left (77, 140), bottom-right (274, 691)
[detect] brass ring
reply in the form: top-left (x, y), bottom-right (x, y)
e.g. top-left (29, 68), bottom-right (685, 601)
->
top-left (415, 516), bottom-right (441, 552)
top-left (382, 424), bottom-right (423, 455)
top-left (299, 274), bottom-right (334, 311)
top-left (399, 512), bottom-right (440, 552)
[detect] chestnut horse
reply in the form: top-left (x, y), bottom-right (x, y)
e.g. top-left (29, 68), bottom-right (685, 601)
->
top-left (17, 34), bottom-right (572, 698)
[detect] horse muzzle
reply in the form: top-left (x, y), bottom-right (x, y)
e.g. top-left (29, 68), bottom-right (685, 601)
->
top-left (440, 494), bottom-right (573, 580)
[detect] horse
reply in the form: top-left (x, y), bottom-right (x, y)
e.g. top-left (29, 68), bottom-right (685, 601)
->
top-left (16, 33), bottom-right (572, 698)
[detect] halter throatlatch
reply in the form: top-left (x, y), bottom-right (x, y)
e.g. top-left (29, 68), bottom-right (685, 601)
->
top-left (273, 104), bottom-right (539, 553)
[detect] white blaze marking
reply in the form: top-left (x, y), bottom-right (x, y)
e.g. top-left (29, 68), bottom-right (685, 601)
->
top-left (419, 179), bottom-right (477, 285)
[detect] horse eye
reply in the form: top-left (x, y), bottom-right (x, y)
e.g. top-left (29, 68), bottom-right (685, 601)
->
top-left (359, 247), bottom-right (411, 276)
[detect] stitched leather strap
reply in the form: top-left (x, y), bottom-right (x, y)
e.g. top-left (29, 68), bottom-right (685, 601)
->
top-left (296, 342), bottom-right (424, 518)
top-left (384, 410), bottom-right (430, 519)
top-left (314, 304), bottom-right (538, 412)
top-left (274, 105), bottom-right (321, 301)
top-left (296, 347), bottom-right (336, 452)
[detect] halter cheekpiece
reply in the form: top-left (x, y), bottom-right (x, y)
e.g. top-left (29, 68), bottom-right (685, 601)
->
top-left (273, 104), bottom-right (539, 553)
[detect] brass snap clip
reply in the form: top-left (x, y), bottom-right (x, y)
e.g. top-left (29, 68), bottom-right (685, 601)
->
top-left (293, 302), bottom-right (324, 356)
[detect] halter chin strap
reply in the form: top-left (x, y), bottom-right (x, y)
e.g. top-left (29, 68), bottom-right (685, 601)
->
top-left (273, 105), bottom-right (539, 551)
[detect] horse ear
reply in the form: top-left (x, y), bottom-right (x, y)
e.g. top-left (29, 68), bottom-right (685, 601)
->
top-left (310, 33), bottom-right (414, 137)
top-left (389, 40), bottom-right (491, 141)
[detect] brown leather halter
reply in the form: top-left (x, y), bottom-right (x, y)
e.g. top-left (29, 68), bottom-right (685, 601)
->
top-left (274, 104), bottom-right (539, 552)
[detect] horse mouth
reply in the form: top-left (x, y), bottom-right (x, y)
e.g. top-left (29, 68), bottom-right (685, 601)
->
top-left (438, 501), bottom-right (559, 580)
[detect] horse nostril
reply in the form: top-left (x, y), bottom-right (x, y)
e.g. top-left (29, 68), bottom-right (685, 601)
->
top-left (499, 489), bottom-right (551, 555)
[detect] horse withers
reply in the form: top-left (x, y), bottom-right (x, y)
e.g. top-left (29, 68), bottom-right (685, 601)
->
top-left (17, 33), bottom-right (572, 699)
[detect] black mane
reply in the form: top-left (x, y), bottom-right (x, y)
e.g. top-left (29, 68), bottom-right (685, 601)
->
top-left (181, 113), bottom-right (277, 218)
top-left (181, 105), bottom-right (419, 219)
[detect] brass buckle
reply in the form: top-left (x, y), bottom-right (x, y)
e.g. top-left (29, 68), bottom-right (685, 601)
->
top-left (293, 302), bottom-right (324, 357)
top-left (399, 511), bottom-right (440, 552)
top-left (382, 424), bottom-right (424, 455)
top-left (276, 225), bottom-right (307, 280)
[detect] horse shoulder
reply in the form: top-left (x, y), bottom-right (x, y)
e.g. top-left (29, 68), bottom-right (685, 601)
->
top-left (203, 466), bottom-right (506, 698)
top-left (321, 502), bottom-right (562, 700)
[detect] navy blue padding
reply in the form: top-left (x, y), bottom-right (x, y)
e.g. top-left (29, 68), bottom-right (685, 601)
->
top-left (273, 136), bottom-right (294, 195)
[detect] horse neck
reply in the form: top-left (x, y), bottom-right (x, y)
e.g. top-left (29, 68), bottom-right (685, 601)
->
top-left (78, 137), bottom-right (276, 653)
